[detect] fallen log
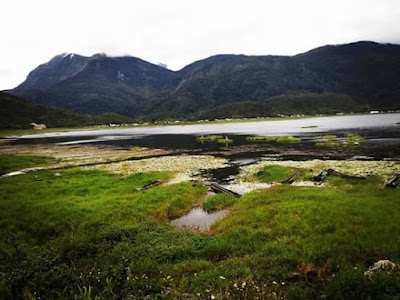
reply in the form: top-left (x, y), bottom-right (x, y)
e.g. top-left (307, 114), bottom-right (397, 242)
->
top-left (386, 175), bottom-right (400, 188)
top-left (210, 182), bottom-right (241, 197)
top-left (137, 180), bottom-right (162, 191)
top-left (314, 168), bottom-right (366, 182)
top-left (281, 172), bottom-right (301, 184)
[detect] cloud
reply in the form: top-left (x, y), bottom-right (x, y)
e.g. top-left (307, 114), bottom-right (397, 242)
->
top-left (1, 0), bottom-right (399, 90)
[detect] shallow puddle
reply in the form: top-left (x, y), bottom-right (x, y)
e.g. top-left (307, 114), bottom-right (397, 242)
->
top-left (171, 208), bottom-right (228, 231)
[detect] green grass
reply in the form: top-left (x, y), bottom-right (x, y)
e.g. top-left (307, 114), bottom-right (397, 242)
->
top-left (0, 154), bottom-right (51, 174)
top-left (1, 157), bottom-right (400, 299)
top-left (203, 194), bottom-right (238, 212)
top-left (254, 165), bottom-right (298, 182)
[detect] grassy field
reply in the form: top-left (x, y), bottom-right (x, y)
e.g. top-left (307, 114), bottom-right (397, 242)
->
top-left (1, 158), bottom-right (400, 299)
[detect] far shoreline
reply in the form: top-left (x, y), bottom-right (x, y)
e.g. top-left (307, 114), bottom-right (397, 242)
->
top-left (1, 111), bottom-right (399, 139)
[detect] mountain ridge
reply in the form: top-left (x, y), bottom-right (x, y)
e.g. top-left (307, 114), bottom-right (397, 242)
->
top-left (10, 41), bottom-right (400, 119)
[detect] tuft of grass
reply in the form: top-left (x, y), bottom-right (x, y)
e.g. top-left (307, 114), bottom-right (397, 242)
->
top-left (216, 137), bottom-right (233, 145)
top-left (315, 133), bottom-right (365, 148)
top-left (246, 136), bottom-right (301, 143)
top-left (276, 136), bottom-right (302, 143)
top-left (196, 135), bottom-right (233, 145)
top-left (203, 194), bottom-right (238, 212)
top-left (196, 135), bottom-right (223, 142)
top-left (246, 136), bottom-right (278, 142)
top-left (343, 133), bottom-right (365, 147)
top-left (314, 135), bottom-right (338, 141)
top-left (0, 154), bottom-right (51, 174)
top-left (254, 165), bottom-right (296, 182)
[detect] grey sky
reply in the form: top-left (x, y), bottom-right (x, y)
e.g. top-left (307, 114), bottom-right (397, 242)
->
top-left (1, 0), bottom-right (399, 90)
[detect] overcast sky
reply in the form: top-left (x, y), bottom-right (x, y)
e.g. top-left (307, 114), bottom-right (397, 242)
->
top-left (1, 0), bottom-right (399, 90)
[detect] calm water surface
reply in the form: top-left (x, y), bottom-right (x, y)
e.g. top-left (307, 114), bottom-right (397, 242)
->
top-left (14, 113), bottom-right (400, 149)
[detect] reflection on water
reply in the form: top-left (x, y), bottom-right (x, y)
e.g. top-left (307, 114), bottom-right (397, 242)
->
top-left (171, 208), bottom-right (228, 231)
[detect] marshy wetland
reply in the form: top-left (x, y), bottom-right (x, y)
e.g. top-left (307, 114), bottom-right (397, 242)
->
top-left (1, 113), bottom-right (400, 299)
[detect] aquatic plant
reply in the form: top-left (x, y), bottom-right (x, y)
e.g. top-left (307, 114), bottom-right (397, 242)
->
top-left (246, 136), bottom-right (301, 143)
top-left (343, 133), bottom-right (365, 147)
top-left (315, 133), bottom-right (364, 148)
top-left (196, 135), bottom-right (224, 142)
top-left (246, 136), bottom-right (278, 142)
top-left (276, 136), bottom-right (302, 143)
top-left (216, 137), bottom-right (233, 145)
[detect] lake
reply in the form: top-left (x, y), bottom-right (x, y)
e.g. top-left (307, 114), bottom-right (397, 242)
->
top-left (14, 113), bottom-right (400, 151)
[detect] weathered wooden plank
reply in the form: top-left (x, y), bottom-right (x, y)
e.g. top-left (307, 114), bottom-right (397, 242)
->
top-left (210, 182), bottom-right (241, 197)
top-left (386, 175), bottom-right (400, 188)
top-left (281, 172), bottom-right (301, 184)
top-left (138, 180), bottom-right (162, 191)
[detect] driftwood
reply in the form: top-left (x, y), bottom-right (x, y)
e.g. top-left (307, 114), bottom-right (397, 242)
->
top-left (281, 172), bottom-right (301, 184)
top-left (137, 180), bottom-right (162, 191)
top-left (314, 168), bottom-right (366, 182)
top-left (386, 175), bottom-right (400, 188)
top-left (210, 182), bottom-right (241, 197)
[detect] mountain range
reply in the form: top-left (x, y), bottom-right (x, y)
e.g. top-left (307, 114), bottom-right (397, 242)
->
top-left (9, 41), bottom-right (400, 121)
